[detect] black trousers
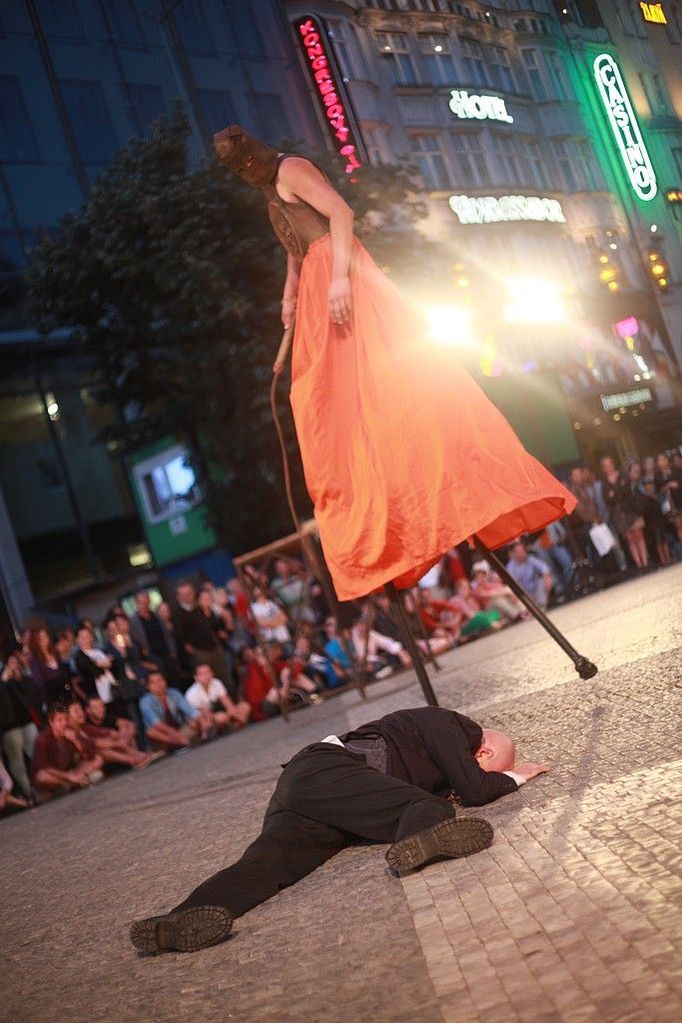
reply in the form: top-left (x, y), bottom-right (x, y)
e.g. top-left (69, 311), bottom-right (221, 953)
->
top-left (173, 743), bottom-right (454, 919)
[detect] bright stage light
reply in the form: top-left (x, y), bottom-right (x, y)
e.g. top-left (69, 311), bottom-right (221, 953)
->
top-left (425, 304), bottom-right (474, 346)
top-left (502, 277), bottom-right (566, 324)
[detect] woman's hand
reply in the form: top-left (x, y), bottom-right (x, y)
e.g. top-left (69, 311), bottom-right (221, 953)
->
top-left (328, 275), bottom-right (352, 326)
top-left (281, 297), bottom-right (297, 330)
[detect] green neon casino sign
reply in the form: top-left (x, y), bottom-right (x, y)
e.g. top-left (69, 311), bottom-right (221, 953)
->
top-left (593, 53), bottom-right (657, 202)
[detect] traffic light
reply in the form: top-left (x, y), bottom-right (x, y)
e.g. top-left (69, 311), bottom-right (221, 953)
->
top-left (595, 249), bottom-right (619, 292)
top-left (646, 243), bottom-right (670, 291)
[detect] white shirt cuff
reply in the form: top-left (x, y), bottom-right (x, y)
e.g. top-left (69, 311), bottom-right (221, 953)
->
top-left (503, 770), bottom-right (526, 786)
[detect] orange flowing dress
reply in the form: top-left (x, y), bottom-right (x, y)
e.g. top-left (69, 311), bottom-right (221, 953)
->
top-left (267, 182), bottom-right (576, 602)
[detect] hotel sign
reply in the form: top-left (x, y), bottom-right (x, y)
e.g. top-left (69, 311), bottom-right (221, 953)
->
top-left (601, 388), bottom-right (653, 412)
top-left (640, 2), bottom-right (667, 24)
top-left (593, 53), bottom-right (657, 202)
top-left (449, 194), bottom-right (566, 225)
top-left (449, 90), bottom-right (513, 123)
top-left (294, 15), bottom-right (364, 175)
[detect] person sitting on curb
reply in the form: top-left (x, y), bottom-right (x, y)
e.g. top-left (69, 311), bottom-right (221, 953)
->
top-left (67, 702), bottom-right (162, 771)
top-left (130, 705), bottom-right (547, 954)
top-left (31, 703), bottom-right (104, 800)
top-left (184, 663), bottom-right (251, 732)
top-left (139, 671), bottom-right (210, 752)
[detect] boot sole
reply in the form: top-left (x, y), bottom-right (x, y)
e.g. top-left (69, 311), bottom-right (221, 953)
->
top-left (386, 816), bottom-right (493, 876)
top-left (130, 906), bottom-right (233, 953)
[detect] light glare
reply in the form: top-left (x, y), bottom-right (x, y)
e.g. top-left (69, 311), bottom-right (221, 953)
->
top-left (503, 278), bottom-right (566, 324)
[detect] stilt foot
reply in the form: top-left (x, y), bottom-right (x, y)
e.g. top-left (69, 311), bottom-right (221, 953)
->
top-left (575, 657), bottom-right (598, 680)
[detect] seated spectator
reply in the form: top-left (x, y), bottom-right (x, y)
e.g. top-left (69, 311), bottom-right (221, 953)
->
top-left (0, 756), bottom-right (28, 813)
top-left (84, 695), bottom-right (139, 749)
top-left (270, 557), bottom-right (319, 625)
top-left (139, 671), bottom-right (209, 752)
top-left (1, 652), bottom-right (42, 801)
top-left (531, 521), bottom-right (574, 598)
top-left (506, 542), bottom-right (554, 607)
top-left (450, 579), bottom-right (503, 639)
top-left (185, 663), bottom-right (250, 731)
top-left (351, 617), bottom-right (411, 676)
top-left (470, 562), bottom-right (525, 621)
top-left (67, 701), bottom-right (160, 770)
top-left (279, 637), bottom-right (326, 700)
top-left (31, 704), bottom-right (104, 800)
top-left (250, 586), bottom-right (291, 647)
top-left (322, 617), bottom-right (354, 688)
top-left (417, 588), bottom-right (463, 645)
top-left (74, 624), bottom-right (137, 746)
top-left (239, 646), bottom-right (288, 721)
top-left (26, 625), bottom-right (75, 708)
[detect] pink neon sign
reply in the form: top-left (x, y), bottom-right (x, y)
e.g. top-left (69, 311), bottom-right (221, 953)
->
top-left (294, 15), bottom-right (364, 175)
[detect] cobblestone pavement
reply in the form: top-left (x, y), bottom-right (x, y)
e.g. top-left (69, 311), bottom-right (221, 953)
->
top-left (3, 566), bottom-right (682, 1023)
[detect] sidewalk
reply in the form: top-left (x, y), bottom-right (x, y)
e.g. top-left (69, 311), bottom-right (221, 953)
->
top-left (3, 566), bottom-right (682, 1023)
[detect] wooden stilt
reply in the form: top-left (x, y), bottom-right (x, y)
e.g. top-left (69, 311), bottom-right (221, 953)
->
top-left (385, 581), bottom-right (439, 707)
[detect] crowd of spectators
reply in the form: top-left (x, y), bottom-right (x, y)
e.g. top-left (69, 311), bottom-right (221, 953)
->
top-left (1, 447), bottom-right (680, 817)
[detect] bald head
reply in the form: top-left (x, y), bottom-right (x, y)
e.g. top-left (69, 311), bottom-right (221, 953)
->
top-left (475, 728), bottom-right (516, 773)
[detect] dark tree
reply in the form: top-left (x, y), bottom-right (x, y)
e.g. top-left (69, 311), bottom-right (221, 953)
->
top-left (26, 108), bottom-right (449, 554)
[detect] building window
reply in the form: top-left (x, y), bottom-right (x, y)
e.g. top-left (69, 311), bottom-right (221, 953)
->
top-left (328, 20), bottom-right (366, 81)
top-left (521, 49), bottom-right (548, 100)
top-left (198, 89), bottom-right (236, 134)
top-left (173, 1), bottom-right (215, 54)
top-left (0, 77), bottom-right (39, 161)
top-left (451, 131), bottom-right (490, 186)
top-left (409, 134), bottom-right (450, 189)
top-left (576, 139), bottom-right (604, 190)
top-left (494, 134), bottom-right (522, 184)
top-left (60, 81), bottom-right (118, 165)
top-left (35, 0), bottom-right (84, 38)
top-left (518, 137), bottom-right (549, 188)
top-left (223, 2), bottom-right (265, 56)
top-left (363, 125), bottom-right (389, 165)
top-left (545, 51), bottom-right (569, 100)
top-left (671, 146), bottom-right (682, 179)
top-left (107, 1), bottom-right (146, 45)
top-left (377, 32), bottom-right (418, 85)
top-left (487, 46), bottom-right (515, 92)
top-left (460, 38), bottom-right (488, 87)
top-left (418, 33), bottom-right (457, 85)
top-left (553, 139), bottom-right (580, 191)
top-left (255, 93), bottom-right (291, 144)
top-left (126, 84), bottom-right (165, 135)
top-left (639, 72), bottom-right (671, 115)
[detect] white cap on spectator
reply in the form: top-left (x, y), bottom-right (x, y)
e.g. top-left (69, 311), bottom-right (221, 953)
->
top-left (471, 560), bottom-right (490, 574)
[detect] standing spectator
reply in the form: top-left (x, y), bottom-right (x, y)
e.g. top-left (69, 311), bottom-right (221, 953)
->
top-left (31, 704), bottom-right (104, 800)
top-left (270, 558), bottom-right (317, 624)
top-left (639, 477), bottom-right (672, 566)
top-left (1, 653), bottom-right (41, 800)
top-left (173, 581), bottom-right (229, 684)
top-left (26, 626), bottom-right (74, 708)
top-left (185, 663), bottom-right (250, 730)
top-left (73, 624), bottom-right (137, 745)
top-left (129, 592), bottom-right (178, 678)
top-left (506, 542), bottom-right (554, 608)
top-left (619, 462), bottom-right (650, 569)
top-left (655, 452), bottom-right (682, 545)
top-left (596, 457), bottom-right (628, 571)
top-left (531, 521), bottom-right (573, 598)
top-left (568, 467), bottom-right (603, 567)
top-left (139, 671), bottom-right (208, 751)
top-left (196, 589), bottom-right (237, 698)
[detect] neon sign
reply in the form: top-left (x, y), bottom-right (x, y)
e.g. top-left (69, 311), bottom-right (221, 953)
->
top-left (640, 2), bottom-right (667, 24)
top-left (293, 15), bottom-right (364, 175)
top-left (593, 53), bottom-right (657, 202)
top-left (601, 388), bottom-right (652, 411)
top-left (449, 90), bottom-right (513, 123)
top-left (448, 194), bottom-right (566, 225)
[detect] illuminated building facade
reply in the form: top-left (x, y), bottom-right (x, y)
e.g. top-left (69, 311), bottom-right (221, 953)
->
top-left (284, 0), bottom-right (682, 466)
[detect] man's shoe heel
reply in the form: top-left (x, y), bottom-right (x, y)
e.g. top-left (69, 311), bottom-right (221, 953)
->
top-left (386, 816), bottom-right (493, 876)
top-left (130, 906), bottom-right (233, 953)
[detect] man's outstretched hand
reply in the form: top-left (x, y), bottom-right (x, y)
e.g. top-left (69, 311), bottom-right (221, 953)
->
top-left (514, 762), bottom-right (549, 781)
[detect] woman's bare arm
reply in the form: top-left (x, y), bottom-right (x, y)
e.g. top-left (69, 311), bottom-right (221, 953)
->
top-left (277, 157), bottom-right (354, 325)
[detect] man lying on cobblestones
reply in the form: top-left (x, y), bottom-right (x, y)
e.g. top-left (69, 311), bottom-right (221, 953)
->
top-left (130, 706), bottom-right (547, 954)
